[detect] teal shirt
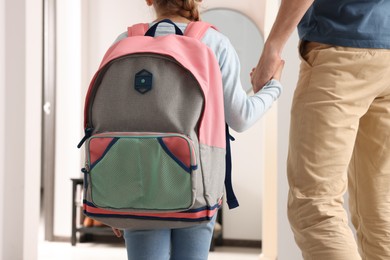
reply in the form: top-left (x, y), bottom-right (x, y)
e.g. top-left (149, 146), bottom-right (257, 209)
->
top-left (298, 0), bottom-right (390, 49)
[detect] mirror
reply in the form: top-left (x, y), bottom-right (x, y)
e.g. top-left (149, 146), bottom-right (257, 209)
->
top-left (202, 9), bottom-right (264, 94)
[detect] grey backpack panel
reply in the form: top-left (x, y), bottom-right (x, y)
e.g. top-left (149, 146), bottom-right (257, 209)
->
top-left (90, 54), bottom-right (204, 137)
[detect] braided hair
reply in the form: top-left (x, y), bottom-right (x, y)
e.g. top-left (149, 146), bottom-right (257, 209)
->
top-left (153, 0), bottom-right (201, 21)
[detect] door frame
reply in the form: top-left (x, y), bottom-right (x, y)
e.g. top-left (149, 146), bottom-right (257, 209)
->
top-left (42, 0), bottom-right (57, 241)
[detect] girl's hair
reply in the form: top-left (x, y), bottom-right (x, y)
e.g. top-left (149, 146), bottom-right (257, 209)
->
top-left (153, 0), bottom-right (201, 21)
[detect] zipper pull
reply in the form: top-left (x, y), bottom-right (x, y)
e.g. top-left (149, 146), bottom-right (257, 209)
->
top-left (77, 128), bottom-right (93, 148)
top-left (81, 167), bottom-right (89, 189)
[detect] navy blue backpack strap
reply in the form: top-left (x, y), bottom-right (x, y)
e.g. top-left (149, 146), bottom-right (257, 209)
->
top-left (225, 124), bottom-right (239, 209)
top-left (145, 19), bottom-right (184, 37)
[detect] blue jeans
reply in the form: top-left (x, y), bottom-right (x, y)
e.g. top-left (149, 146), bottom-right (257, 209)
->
top-left (123, 215), bottom-right (217, 260)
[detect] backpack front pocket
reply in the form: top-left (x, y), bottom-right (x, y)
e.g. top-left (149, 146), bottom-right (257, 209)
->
top-left (86, 132), bottom-right (197, 212)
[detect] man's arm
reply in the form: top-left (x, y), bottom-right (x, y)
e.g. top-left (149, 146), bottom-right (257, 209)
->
top-left (251, 0), bottom-right (314, 92)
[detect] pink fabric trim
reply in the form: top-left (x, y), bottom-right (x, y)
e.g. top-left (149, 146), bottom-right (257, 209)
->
top-left (84, 22), bottom-right (225, 148)
top-left (185, 22), bottom-right (218, 40)
top-left (127, 23), bottom-right (148, 37)
top-left (127, 21), bottom-right (216, 39)
top-left (83, 203), bottom-right (219, 219)
top-left (161, 136), bottom-right (192, 168)
top-left (89, 137), bottom-right (114, 165)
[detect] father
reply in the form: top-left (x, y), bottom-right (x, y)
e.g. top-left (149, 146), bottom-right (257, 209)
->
top-left (251, 0), bottom-right (390, 259)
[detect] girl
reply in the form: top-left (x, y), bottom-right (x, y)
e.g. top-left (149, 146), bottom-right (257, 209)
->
top-left (112, 0), bottom-right (284, 259)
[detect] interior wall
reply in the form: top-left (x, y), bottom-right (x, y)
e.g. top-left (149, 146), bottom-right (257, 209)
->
top-left (259, 1), bottom-right (280, 258)
top-left (0, 0), bottom-right (42, 259)
top-left (277, 31), bottom-right (302, 260)
top-left (53, 0), bottom-right (82, 237)
top-left (2, 1), bottom-right (27, 258)
top-left (0, 0), bottom-right (5, 256)
top-left (24, 0), bottom-right (43, 257)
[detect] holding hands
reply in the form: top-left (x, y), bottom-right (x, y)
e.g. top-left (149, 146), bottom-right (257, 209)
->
top-left (250, 44), bottom-right (284, 93)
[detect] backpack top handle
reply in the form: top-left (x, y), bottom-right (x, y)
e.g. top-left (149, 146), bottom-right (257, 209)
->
top-left (144, 19), bottom-right (184, 37)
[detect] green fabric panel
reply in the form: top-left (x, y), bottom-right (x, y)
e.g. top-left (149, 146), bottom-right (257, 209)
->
top-left (89, 138), bottom-right (192, 211)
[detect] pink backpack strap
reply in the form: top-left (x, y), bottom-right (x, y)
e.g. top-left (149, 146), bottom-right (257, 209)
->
top-left (127, 23), bottom-right (149, 37)
top-left (185, 21), bottom-right (217, 40)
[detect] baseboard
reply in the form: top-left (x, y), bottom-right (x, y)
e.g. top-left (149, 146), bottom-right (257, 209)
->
top-left (53, 235), bottom-right (260, 249)
top-left (52, 234), bottom-right (124, 245)
top-left (221, 239), bottom-right (262, 248)
top-left (52, 236), bottom-right (70, 242)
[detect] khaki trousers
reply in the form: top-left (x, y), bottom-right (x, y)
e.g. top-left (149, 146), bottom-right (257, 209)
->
top-left (287, 41), bottom-right (390, 260)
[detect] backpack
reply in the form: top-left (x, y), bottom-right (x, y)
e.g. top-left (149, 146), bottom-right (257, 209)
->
top-left (78, 19), bottom-right (238, 230)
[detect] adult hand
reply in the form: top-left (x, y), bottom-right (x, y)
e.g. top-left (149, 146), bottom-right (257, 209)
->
top-left (112, 227), bottom-right (122, 238)
top-left (251, 44), bottom-right (283, 93)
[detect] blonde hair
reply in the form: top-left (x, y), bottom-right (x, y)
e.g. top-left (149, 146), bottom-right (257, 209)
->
top-left (153, 0), bottom-right (201, 21)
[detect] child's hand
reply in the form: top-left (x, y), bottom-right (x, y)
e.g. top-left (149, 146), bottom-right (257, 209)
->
top-left (112, 227), bottom-right (122, 238)
top-left (251, 48), bottom-right (282, 92)
top-left (271, 60), bottom-right (285, 81)
top-left (250, 60), bottom-right (284, 92)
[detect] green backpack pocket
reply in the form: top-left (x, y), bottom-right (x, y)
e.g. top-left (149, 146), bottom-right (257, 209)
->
top-left (85, 132), bottom-right (197, 212)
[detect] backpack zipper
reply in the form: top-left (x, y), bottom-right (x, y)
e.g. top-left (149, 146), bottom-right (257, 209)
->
top-left (77, 127), bottom-right (94, 148)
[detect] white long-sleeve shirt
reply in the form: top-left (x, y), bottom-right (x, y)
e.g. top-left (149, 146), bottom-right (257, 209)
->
top-left (115, 22), bottom-right (282, 133)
